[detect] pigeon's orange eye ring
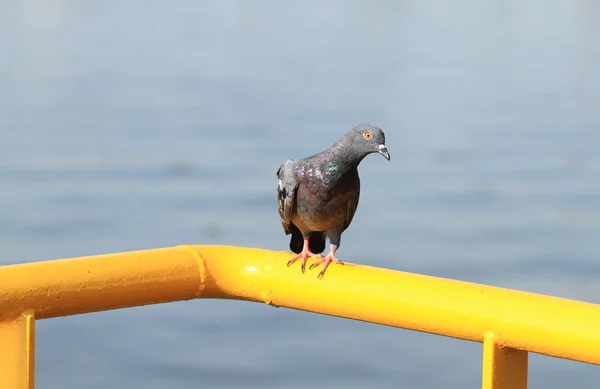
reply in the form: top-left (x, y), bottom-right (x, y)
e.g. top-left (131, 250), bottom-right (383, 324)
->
top-left (363, 131), bottom-right (373, 140)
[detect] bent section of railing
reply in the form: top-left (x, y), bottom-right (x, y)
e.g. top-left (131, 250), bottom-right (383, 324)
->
top-left (1, 245), bottom-right (599, 389)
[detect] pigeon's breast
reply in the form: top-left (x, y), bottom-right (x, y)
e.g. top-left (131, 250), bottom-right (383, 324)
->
top-left (292, 171), bottom-right (359, 233)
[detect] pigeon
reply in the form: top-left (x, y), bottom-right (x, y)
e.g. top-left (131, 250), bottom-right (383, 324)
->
top-left (277, 124), bottom-right (390, 278)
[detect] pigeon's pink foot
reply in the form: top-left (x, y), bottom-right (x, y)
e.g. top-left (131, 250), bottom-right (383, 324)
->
top-left (309, 244), bottom-right (343, 279)
top-left (287, 238), bottom-right (320, 273)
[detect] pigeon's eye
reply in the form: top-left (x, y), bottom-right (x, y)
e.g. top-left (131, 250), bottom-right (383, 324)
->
top-left (363, 131), bottom-right (373, 140)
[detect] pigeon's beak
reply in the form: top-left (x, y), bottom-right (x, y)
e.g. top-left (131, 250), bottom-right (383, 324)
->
top-left (378, 144), bottom-right (390, 161)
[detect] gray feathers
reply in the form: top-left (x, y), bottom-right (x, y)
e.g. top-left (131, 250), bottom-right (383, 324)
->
top-left (344, 184), bottom-right (360, 231)
top-left (277, 124), bottom-right (389, 253)
top-left (277, 162), bottom-right (328, 254)
top-left (276, 161), bottom-right (298, 235)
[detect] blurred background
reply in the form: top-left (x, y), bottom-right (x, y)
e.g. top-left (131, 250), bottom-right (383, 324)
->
top-left (1, 0), bottom-right (600, 388)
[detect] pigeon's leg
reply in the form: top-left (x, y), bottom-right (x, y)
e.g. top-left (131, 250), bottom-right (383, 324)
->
top-left (287, 237), bottom-right (320, 273)
top-left (309, 244), bottom-right (343, 279)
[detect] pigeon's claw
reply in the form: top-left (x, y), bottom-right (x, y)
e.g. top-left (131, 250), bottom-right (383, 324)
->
top-left (309, 246), bottom-right (343, 279)
top-left (287, 248), bottom-right (320, 273)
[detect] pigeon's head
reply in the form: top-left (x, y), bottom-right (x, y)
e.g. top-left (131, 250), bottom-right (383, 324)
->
top-left (346, 124), bottom-right (390, 161)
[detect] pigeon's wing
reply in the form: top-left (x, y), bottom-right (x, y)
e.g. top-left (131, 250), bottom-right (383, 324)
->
top-left (277, 161), bottom-right (300, 235)
top-left (343, 176), bottom-right (360, 231)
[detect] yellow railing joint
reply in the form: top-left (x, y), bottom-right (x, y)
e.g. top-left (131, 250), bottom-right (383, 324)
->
top-left (482, 330), bottom-right (528, 389)
top-left (0, 310), bottom-right (35, 389)
top-left (182, 245), bottom-right (207, 297)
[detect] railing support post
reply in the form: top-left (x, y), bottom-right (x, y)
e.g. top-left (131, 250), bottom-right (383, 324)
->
top-left (0, 312), bottom-right (35, 389)
top-left (482, 331), bottom-right (527, 389)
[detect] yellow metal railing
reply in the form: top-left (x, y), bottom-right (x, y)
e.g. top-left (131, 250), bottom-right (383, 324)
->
top-left (1, 245), bottom-right (599, 389)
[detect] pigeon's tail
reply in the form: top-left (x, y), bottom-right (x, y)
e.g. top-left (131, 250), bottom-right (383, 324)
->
top-left (289, 224), bottom-right (326, 255)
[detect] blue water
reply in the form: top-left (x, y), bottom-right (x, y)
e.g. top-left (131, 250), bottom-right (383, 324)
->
top-left (2, 1), bottom-right (600, 388)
